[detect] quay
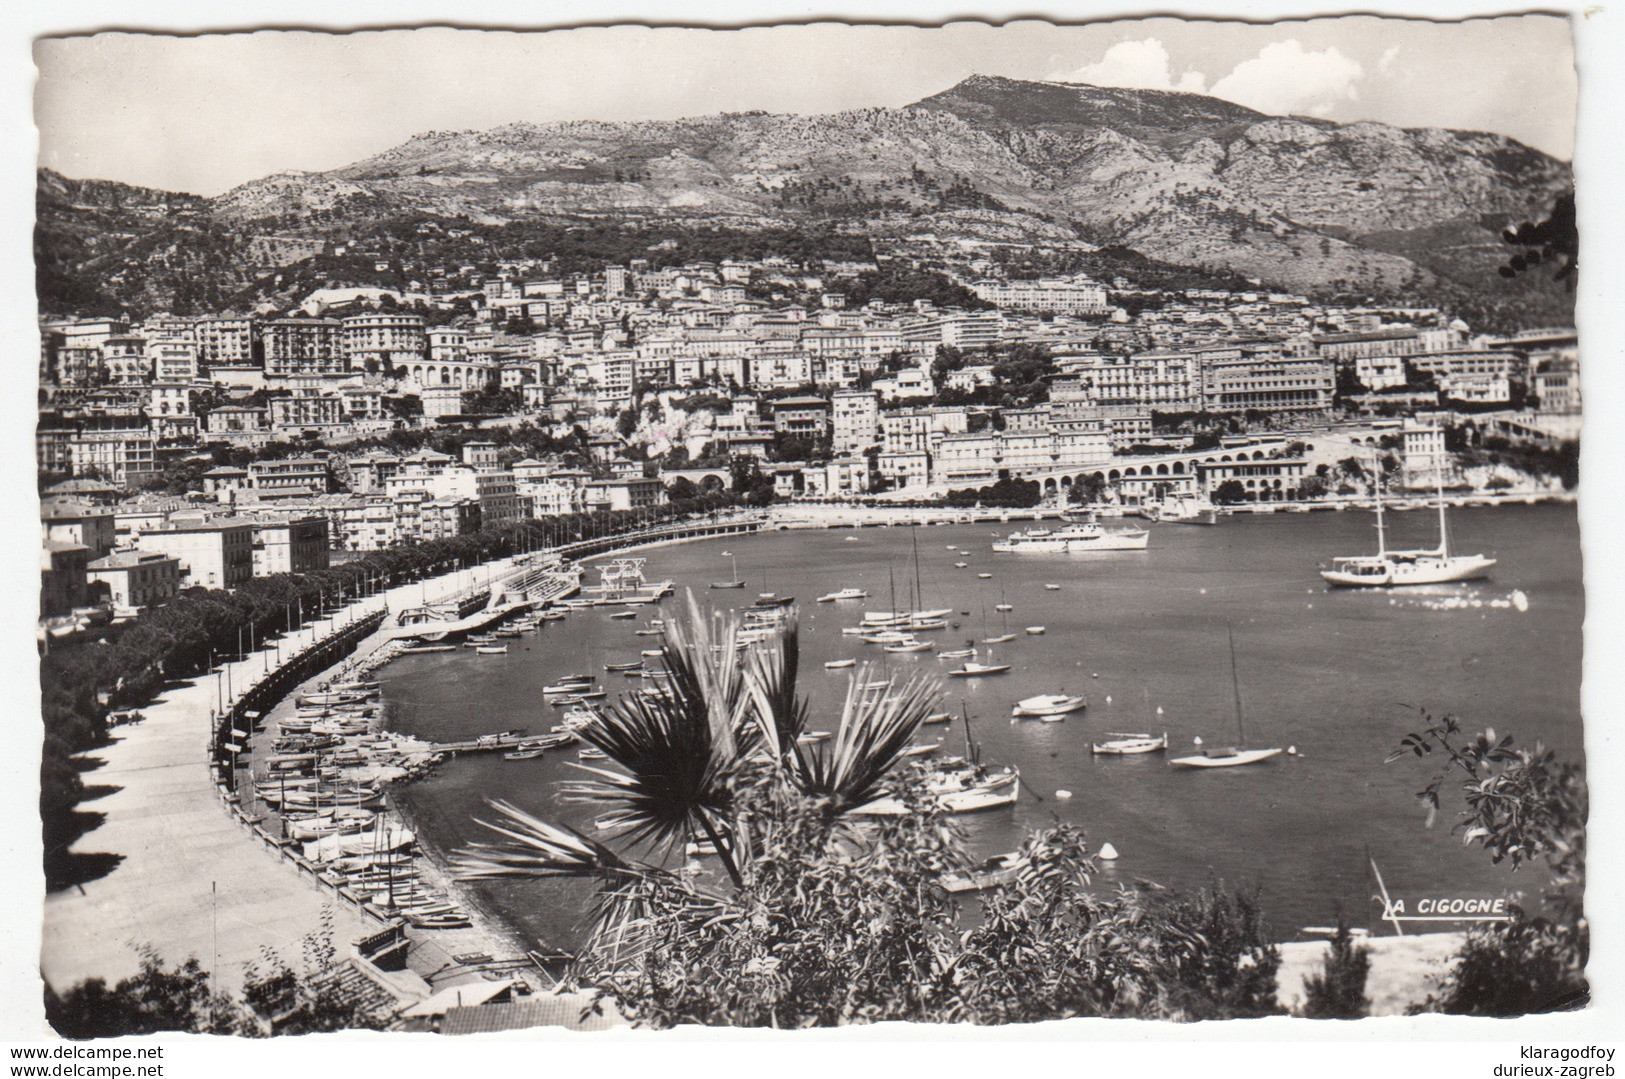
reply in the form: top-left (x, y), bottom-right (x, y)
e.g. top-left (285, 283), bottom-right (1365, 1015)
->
top-left (40, 515), bottom-right (758, 1003)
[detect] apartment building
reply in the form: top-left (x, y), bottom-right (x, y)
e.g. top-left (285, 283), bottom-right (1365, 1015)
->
top-left (86, 550), bottom-right (181, 610)
top-left (262, 318), bottom-right (346, 378)
top-left (830, 390), bottom-right (880, 455)
top-left (135, 518), bottom-right (256, 589)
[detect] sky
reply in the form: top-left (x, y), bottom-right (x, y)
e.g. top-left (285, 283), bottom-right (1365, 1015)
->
top-left (32, 13), bottom-right (1577, 197)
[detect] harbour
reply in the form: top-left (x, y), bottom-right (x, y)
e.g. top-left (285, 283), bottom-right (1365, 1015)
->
top-left (376, 502), bottom-right (1582, 954)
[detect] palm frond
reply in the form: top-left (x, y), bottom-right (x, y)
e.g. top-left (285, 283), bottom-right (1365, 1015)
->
top-left (658, 592), bottom-right (752, 758)
top-left (450, 798), bottom-right (644, 882)
top-left (790, 663), bottom-right (939, 809)
top-left (743, 626), bottom-right (813, 765)
top-left (567, 682), bottom-right (742, 857)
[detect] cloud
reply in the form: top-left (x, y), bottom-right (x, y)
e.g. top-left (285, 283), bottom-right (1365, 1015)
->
top-left (1050, 38), bottom-right (1206, 94)
top-left (1208, 40), bottom-right (1365, 117)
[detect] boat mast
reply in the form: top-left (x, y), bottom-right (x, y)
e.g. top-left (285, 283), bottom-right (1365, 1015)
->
top-left (911, 524), bottom-right (923, 615)
top-left (1227, 620), bottom-right (1246, 747)
top-left (1372, 456), bottom-right (1387, 558)
top-left (1435, 474), bottom-right (1450, 558)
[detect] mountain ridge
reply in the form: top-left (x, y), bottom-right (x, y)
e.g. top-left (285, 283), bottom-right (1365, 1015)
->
top-left (36, 75), bottom-right (1572, 325)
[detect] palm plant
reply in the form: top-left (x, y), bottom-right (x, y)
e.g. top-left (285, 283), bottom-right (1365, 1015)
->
top-left (452, 590), bottom-right (945, 947)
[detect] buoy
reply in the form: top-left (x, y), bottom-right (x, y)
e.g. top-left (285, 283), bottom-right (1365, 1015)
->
top-left (1156, 706), bottom-right (1164, 715)
top-left (1055, 789), bottom-right (1073, 799)
top-left (1193, 735), bottom-right (1204, 745)
top-left (1287, 745), bottom-right (1297, 755)
top-left (1199, 588), bottom-right (1207, 595)
top-left (1098, 842), bottom-right (1119, 861)
top-left (1105, 695), bottom-right (1112, 704)
top-left (1091, 672), bottom-right (1099, 678)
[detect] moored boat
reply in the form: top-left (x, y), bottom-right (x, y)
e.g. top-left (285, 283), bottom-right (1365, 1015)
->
top-left (940, 851), bottom-right (1028, 893)
top-left (1011, 693), bottom-right (1086, 718)
top-left (1092, 732), bottom-right (1168, 755)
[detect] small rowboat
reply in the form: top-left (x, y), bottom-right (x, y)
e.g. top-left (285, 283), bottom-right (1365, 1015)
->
top-left (1044, 583), bottom-right (1061, 591)
top-left (824, 658), bottom-right (857, 669)
top-left (609, 610), bottom-right (637, 620)
top-left (504, 748), bottom-right (545, 761)
top-left (994, 603), bottom-right (1014, 612)
top-left (1025, 626), bottom-right (1046, 635)
top-left (922, 712), bottom-right (952, 725)
top-left (605, 661), bottom-right (642, 672)
top-left (475, 645), bottom-right (508, 655)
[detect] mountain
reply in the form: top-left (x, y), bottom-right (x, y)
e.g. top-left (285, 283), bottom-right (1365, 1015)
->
top-left (37, 75), bottom-right (1572, 322)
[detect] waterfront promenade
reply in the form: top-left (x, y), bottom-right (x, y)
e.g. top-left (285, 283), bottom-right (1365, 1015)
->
top-left (39, 556), bottom-right (527, 998)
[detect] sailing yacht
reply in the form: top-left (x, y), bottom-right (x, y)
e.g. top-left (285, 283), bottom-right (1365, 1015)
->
top-left (1169, 623), bottom-right (1282, 769)
top-left (710, 551), bottom-right (746, 590)
top-left (1320, 477), bottom-right (1496, 587)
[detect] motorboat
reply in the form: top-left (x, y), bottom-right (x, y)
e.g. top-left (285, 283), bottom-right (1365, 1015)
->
top-left (475, 644), bottom-right (508, 655)
top-left (817, 588), bottom-right (868, 603)
top-left (883, 638), bottom-right (935, 653)
top-left (504, 747), bottom-right (545, 761)
top-left (608, 610), bottom-right (637, 620)
top-left (1092, 732), bottom-right (1168, 755)
top-left (939, 648), bottom-right (975, 660)
top-left (922, 712), bottom-right (952, 725)
top-left (1025, 626), bottom-right (1046, 636)
top-left (977, 573), bottom-right (993, 579)
top-left (992, 521), bottom-right (1150, 553)
top-left (1012, 694), bottom-right (1086, 718)
top-left (994, 602), bottom-right (1014, 612)
top-left (1044, 583), bottom-right (1061, 591)
top-left (542, 677), bottom-right (594, 695)
top-left (983, 633), bottom-right (1017, 645)
top-left (400, 643), bottom-right (456, 654)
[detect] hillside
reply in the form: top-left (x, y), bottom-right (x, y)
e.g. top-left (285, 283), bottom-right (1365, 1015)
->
top-left (36, 76), bottom-right (1573, 323)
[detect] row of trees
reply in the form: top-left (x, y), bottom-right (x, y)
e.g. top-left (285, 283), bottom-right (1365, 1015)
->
top-left (41, 491), bottom-right (754, 890)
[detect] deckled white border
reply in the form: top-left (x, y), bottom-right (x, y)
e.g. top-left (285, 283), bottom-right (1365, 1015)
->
top-left (2, 0), bottom-right (1618, 1059)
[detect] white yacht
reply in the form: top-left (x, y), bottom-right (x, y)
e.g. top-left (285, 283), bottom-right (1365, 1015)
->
top-left (1321, 480), bottom-right (1495, 588)
top-left (992, 521), bottom-right (1149, 553)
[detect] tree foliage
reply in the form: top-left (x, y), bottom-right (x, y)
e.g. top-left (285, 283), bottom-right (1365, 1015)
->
top-left (1500, 191), bottom-right (1577, 289)
top-left (455, 599), bottom-right (1282, 1027)
top-left (1390, 713), bottom-right (1587, 1016)
top-left (1299, 921), bottom-right (1371, 1019)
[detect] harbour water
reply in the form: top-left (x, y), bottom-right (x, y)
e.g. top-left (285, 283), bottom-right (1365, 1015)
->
top-left (380, 503), bottom-right (1583, 953)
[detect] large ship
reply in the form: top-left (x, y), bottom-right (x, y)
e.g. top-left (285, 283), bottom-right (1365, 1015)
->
top-left (991, 521), bottom-right (1149, 553)
top-left (1320, 483), bottom-right (1495, 588)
